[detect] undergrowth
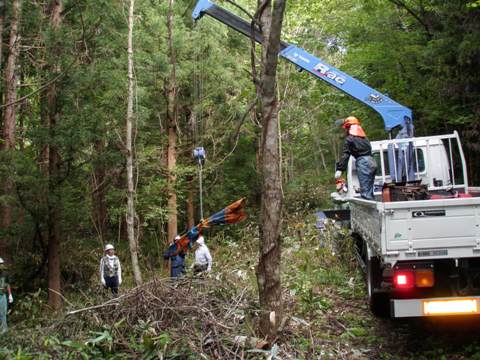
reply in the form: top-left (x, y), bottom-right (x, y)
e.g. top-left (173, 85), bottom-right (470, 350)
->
top-left (4, 214), bottom-right (480, 359)
top-left (1, 214), bottom-right (374, 359)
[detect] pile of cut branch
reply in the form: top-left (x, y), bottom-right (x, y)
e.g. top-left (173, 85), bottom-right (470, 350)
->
top-left (65, 276), bottom-right (268, 358)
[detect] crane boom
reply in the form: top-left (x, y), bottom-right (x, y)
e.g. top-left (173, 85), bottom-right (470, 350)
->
top-left (192, 0), bottom-right (413, 133)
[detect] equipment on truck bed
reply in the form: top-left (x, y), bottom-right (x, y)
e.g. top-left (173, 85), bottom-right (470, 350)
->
top-left (382, 183), bottom-right (429, 202)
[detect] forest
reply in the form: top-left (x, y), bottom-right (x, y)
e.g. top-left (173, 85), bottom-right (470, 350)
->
top-left (0, 0), bottom-right (480, 358)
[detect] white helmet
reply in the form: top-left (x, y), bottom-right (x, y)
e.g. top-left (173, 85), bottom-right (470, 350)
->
top-left (175, 235), bottom-right (181, 241)
top-left (0, 257), bottom-right (4, 264)
top-left (104, 244), bottom-right (115, 252)
top-left (197, 236), bottom-right (205, 246)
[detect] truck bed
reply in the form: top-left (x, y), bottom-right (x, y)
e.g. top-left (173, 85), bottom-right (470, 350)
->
top-left (350, 195), bottom-right (480, 266)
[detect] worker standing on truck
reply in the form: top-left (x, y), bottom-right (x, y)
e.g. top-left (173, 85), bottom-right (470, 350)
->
top-left (335, 116), bottom-right (377, 200)
top-left (0, 257), bottom-right (13, 333)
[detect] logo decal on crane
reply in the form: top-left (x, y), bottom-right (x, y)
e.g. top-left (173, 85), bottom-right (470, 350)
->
top-left (313, 62), bottom-right (346, 85)
top-left (367, 94), bottom-right (384, 104)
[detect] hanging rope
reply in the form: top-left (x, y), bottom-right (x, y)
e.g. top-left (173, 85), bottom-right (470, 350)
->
top-left (192, 21), bottom-right (204, 148)
top-left (199, 23), bottom-right (204, 143)
top-left (193, 24), bottom-right (199, 147)
top-left (193, 21), bottom-right (205, 221)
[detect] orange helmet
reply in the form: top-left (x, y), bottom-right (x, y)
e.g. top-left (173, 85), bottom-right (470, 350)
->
top-left (343, 116), bottom-right (366, 137)
top-left (342, 116), bottom-right (360, 129)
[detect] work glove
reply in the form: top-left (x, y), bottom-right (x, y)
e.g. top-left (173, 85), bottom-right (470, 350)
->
top-left (335, 170), bottom-right (342, 179)
top-left (8, 294), bottom-right (13, 303)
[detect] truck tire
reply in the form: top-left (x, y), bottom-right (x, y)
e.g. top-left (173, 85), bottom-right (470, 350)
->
top-left (366, 256), bottom-right (390, 317)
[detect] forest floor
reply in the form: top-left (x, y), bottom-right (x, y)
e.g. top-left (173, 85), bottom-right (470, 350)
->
top-left (2, 215), bottom-right (480, 359)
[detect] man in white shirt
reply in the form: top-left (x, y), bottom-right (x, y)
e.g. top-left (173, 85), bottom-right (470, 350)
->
top-left (192, 236), bottom-right (212, 274)
top-left (99, 244), bottom-right (122, 294)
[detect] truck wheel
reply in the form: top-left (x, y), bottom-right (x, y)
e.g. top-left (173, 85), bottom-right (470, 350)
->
top-left (366, 256), bottom-right (390, 317)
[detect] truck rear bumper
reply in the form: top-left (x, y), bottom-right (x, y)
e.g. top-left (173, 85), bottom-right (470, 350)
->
top-left (391, 296), bottom-right (480, 317)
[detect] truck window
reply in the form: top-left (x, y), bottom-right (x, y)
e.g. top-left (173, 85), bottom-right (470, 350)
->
top-left (373, 148), bottom-right (425, 176)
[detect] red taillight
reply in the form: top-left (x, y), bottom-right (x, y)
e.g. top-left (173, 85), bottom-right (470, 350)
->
top-left (396, 274), bottom-right (408, 285)
top-left (394, 268), bottom-right (435, 289)
top-left (394, 271), bottom-right (415, 289)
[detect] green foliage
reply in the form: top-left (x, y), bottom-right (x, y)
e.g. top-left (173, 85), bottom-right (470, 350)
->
top-left (282, 216), bottom-right (363, 317)
top-left (2, 0), bottom-right (480, 357)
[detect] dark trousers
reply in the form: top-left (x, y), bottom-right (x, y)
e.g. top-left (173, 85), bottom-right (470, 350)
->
top-left (171, 265), bottom-right (185, 278)
top-left (357, 156), bottom-right (377, 200)
top-left (193, 263), bottom-right (208, 274)
top-left (104, 275), bottom-right (119, 294)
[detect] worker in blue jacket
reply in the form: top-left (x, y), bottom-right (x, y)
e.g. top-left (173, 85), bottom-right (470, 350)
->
top-left (335, 116), bottom-right (377, 200)
top-left (164, 235), bottom-right (186, 278)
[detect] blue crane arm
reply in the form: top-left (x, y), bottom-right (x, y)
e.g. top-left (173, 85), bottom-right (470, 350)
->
top-left (192, 0), bottom-right (413, 133)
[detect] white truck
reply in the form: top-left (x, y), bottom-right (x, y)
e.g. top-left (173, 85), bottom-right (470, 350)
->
top-left (190, 0), bottom-right (480, 318)
top-left (336, 131), bottom-right (480, 317)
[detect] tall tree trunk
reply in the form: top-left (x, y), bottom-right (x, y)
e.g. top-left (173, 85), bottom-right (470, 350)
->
top-left (0, 0), bottom-right (21, 262)
top-left (46, 0), bottom-right (62, 311)
top-left (17, 93), bottom-right (25, 226)
top-left (255, 0), bottom-right (286, 340)
top-left (47, 131), bottom-right (61, 310)
top-left (318, 146), bottom-right (327, 172)
top-left (0, 0), bottom-right (6, 117)
top-left (92, 139), bottom-right (108, 244)
top-left (3, 0), bottom-right (21, 147)
top-left (310, 123), bottom-right (328, 173)
top-left (126, 0), bottom-right (142, 285)
top-left (166, 0), bottom-right (177, 243)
